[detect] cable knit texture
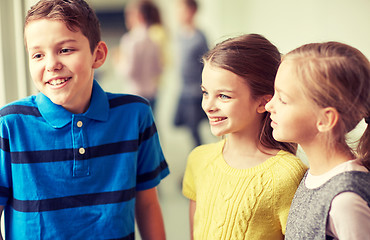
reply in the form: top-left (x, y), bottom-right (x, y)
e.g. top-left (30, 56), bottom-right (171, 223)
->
top-left (183, 139), bottom-right (307, 240)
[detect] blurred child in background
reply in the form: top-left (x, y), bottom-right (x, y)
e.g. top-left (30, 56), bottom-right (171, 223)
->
top-left (174, 0), bottom-right (208, 147)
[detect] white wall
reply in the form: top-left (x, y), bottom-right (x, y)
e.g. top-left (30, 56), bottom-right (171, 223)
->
top-left (195, 0), bottom-right (370, 57)
top-left (0, 0), bottom-right (37, 107)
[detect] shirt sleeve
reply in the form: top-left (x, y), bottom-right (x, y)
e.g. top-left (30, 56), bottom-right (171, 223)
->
top-left (327, 192), bottom-right (370, 240)
top-left (136, 107), bottom-right (169, 191)
top-left (0, 119), bottom-right (11, 205)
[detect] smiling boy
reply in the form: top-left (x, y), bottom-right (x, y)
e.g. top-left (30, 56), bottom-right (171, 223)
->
top-left (0, 0), bottom-right (169, 239)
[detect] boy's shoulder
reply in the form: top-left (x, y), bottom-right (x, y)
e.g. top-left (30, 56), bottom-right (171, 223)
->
top-left (106, 92), bottom-right (150, 109)
top-left (0, 95), bottom-right (39, 118)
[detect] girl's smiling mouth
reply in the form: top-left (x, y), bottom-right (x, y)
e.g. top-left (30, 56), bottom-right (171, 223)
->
top-left (209, 116), bottom-right (227, 124)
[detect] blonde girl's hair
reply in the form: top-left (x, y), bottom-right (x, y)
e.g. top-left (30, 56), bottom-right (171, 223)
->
top-left (203, 34), bottom-right (297, 154)
top-left (283, 42), bottom-right (370, 169)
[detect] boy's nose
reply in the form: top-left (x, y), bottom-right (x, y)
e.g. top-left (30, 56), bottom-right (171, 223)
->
top-left (46, 56), bottom-right (63, 72)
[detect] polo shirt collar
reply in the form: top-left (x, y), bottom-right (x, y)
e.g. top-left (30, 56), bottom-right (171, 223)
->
top-left (36, 80), bottom-right (109, 128)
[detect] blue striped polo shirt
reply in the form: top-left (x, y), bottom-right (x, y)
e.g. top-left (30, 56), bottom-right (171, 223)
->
top-left (0, 80), bottom-right (169, 239)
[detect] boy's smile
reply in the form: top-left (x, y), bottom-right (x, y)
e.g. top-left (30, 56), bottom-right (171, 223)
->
top-left (25, 19), bottom-right (99, 114)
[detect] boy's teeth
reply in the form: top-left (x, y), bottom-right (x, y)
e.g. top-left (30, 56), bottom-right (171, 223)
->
top-left (50, 78), bottom-right (67, 86)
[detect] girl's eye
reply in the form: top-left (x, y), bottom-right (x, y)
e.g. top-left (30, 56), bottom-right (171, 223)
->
top-left (278, 97), bottom-right (287, 104)
top-left (219, 94), bottom-right (230, 100)
top-left (202, 90), bottom-right (208, 96)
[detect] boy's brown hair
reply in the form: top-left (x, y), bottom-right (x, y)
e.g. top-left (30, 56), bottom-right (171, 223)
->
top-left (25, 0), bottom-right (101, 53)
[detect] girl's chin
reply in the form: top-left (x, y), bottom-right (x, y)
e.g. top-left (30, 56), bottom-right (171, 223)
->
top-left (210, 129), bottom-right (227, 137)
top-left (272, 131), bottom-right (290, 143)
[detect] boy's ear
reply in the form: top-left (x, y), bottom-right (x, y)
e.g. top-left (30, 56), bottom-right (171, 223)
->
top-left (316, 107), bottom-right (338, 132)
top-left (256, 95), bottom-right (272, 113)
top-left (92, 41), bottom-right (108, 69)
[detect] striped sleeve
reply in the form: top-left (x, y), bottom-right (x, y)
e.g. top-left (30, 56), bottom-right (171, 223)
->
top-left (136, 105), bottom-right (169, 191)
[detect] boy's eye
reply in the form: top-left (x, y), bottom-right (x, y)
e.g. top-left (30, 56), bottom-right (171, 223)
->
top-left (32, 53), bottom-right (43, 59)
top-left (60, 48), bottom-right (73, 54)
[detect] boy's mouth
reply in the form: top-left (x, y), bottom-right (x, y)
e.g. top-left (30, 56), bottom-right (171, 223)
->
top-left (48, 77), bottom-right (71, 86)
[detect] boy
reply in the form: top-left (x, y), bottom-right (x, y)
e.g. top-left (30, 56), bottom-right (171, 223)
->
top-left (0, 0), bottom-right (169, 239)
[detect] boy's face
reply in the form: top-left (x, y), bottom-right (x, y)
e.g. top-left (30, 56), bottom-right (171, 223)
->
top-left (25, 19), bottom-right (98, 114)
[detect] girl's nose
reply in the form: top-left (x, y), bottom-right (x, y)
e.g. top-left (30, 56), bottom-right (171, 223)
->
top-left (265, 96), bottom-right (274, 113)
top-left (202, 96), bottom-right (216, 113)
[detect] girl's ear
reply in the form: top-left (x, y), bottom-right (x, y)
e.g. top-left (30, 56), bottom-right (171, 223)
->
top-left (256, 95), bottom-right (272, 114)
top-left (92, 41), bottom-right (108, 69)
top-left (316, 107), bottom-right (339, 132)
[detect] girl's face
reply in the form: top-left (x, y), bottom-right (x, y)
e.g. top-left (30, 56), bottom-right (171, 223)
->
top-left (201, 63), bottom-right (265, 137)
top-left (265, 61), bottom-right (320, 145)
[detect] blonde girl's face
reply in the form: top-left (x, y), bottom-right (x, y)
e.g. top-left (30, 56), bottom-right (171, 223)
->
top-left (201, 62), bottom-right (265, 137)
top-left (265, 61), bottom-right (320, 145)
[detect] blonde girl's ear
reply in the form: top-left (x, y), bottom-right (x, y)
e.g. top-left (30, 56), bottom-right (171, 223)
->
top-left (256, 95), bottom-right (272, 114)
top-left (316, 107), bottom-right (339, 132)
top-left (92, 41), bottom-right (108, 69)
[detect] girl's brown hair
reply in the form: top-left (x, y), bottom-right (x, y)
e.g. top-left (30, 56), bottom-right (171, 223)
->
top-left (284, 42), bottom-right (370, 169)
top-left (25, 0), bottom-right (101, 53)
top-left (203, 34), bottom-right (297, 154)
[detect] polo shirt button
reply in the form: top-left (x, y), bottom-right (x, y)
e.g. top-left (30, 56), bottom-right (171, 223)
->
top-left (77, 121), bottom-right (83, 128)
top-left (79, 147), bottom-right (86, 155)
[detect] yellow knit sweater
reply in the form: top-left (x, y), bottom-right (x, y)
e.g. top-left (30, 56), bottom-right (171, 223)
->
top-left (182, 139), bottom-right (307, 240)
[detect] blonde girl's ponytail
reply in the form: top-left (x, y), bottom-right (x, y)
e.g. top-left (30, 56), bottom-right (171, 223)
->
top-left (358, 117), bottom-right (370, 170)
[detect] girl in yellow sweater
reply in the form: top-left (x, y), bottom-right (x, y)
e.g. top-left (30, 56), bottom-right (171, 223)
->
top-left (182, 34), bottom-right (307, 240)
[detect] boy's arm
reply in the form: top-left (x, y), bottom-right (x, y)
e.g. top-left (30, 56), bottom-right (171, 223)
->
top-left (0, 206), bottom-right (3, 240)
top-left (135, 187), bottom-right (165, 240)
top-left (189, 200), bottom-right (196, 240)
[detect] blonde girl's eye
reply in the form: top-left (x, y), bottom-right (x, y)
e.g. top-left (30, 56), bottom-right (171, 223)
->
top-left (201, 90), bottom-right (208, 97)
top-left (278, 97), bottom-right (287, 104)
